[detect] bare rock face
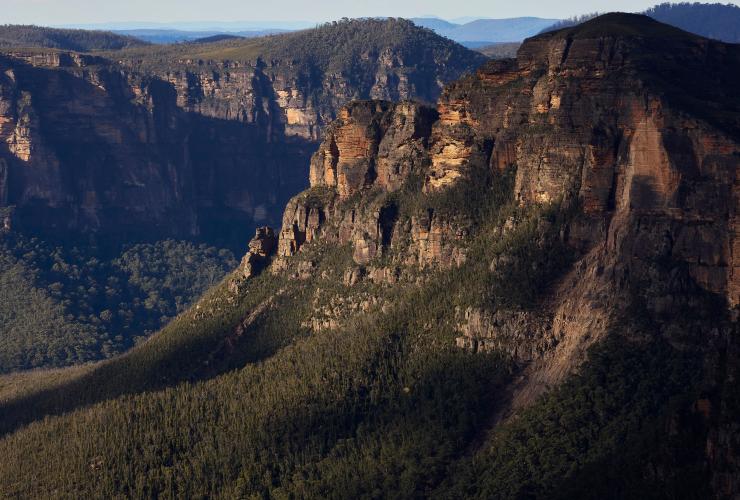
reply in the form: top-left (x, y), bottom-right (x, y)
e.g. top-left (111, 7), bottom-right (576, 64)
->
top-left (272, 101), bottom-right (445, 268)
top-left (409, 211), bottom-right (468, 269)
top-left (309, 101), bottom-right (437, 198)
top-left (240, 226), bottom-right (277, 278)
top-left (455, 308), bottom-right (553, 361)
top-left (0, 52), bottom-right (310, 243)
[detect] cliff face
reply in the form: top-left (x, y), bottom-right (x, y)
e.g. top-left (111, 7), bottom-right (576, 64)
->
top-left (282, 14), bottom-right (740, 309)
top-left (0, 52), bottom-right (311, 245)
top-left (126, 53), bottom-right (451, 143)
top-left (0, 21), bottom-right (484, 246)
top-left (259, 14), bottom-right (739, 493)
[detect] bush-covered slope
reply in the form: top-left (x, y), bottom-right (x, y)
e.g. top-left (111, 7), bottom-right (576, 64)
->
top-left (0, 25), bottom-right (148, 51)
top-left (0, 237), bottom-right (236, 373)
top-left (0, 161), bottom-right (732, 499)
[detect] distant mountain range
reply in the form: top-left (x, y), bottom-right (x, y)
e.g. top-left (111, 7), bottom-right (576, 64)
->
top-left (413, 3), bottom-right (740, 48)
top-left (55, 20), bottom-right (317, 31)
top-left (542, 2), bottom-right (740, 43)
top-left (110, 28), bottom-right (289, 44)
top-left (411, 16), bottom-right (560, 44)
top-left (49, 4), bottom-right (740, 47)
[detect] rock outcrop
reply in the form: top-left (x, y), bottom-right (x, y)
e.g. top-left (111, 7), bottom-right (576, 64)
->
top-left (309, 101), bottom-right (438, 197)
top-left (275, 101), bottom-right (441, 267)
top-left (239, 226), bottom-right (277, 279)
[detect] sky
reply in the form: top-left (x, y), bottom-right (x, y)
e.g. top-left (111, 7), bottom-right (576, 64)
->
top-left (2, 0), bottom-right (740, 27)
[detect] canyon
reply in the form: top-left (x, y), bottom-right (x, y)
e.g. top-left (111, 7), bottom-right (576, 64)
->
top-left (0, 19), bottom-right (485, 247)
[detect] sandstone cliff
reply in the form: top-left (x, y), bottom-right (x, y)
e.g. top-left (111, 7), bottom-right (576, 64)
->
top-left (273, 13), bottom-right (739, 311)
top-left (253, 14), bottom-right (739, 494)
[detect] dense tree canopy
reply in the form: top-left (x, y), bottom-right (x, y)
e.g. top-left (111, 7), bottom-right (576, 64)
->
top-left (0, 25), bottom-right (147, 51)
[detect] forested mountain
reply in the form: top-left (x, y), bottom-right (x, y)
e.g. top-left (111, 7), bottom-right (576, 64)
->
top-left (0, 25), bottom-right (147, 51)
top-left (0, 13), bottom-right (737, 498)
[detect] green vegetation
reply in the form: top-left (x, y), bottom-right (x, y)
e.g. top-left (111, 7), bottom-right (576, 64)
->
top-left (0, 236), bottom-right (236, 373)
top-left (441, 333), bottom-right (712, 499)
top-left (0, 25), bottom-right (147, 51)
top-left (0, 247), bottom-right (98, 371)
top-left (475, 42), bottom-right (521, 59)
top-left (0, 225), bottom-right (724, 497)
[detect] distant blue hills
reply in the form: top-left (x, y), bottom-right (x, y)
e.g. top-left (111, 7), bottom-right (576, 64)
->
top-left (53, 4), bottom-right (740, 46)
top-left (410, 17), bottom-right (560, 44)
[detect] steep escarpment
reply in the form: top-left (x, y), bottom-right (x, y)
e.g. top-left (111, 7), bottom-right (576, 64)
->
top-left (0, 51), bottom-right (311, 245)
top-left (0, 19), bottom-right (484, 246)
top-left (0, 14), bottom-right (737, 499)
top-left (279, 11), bottom-right (740, 392)
top-left (115, 18), bottom-right (486, 141)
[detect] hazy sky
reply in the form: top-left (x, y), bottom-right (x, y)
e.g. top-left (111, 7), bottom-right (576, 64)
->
top-left (3, 0), bottom-right (740, 26)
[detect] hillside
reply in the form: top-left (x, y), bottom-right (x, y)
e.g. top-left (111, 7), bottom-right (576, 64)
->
top-left (0, 25), bottom-right (147, 51)
top-left (0, 13), bottom-right (737, 498)
top-left (116, 18), bottom-right (485, 83)
top-left (0, 237), bottom-right (236, 373)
